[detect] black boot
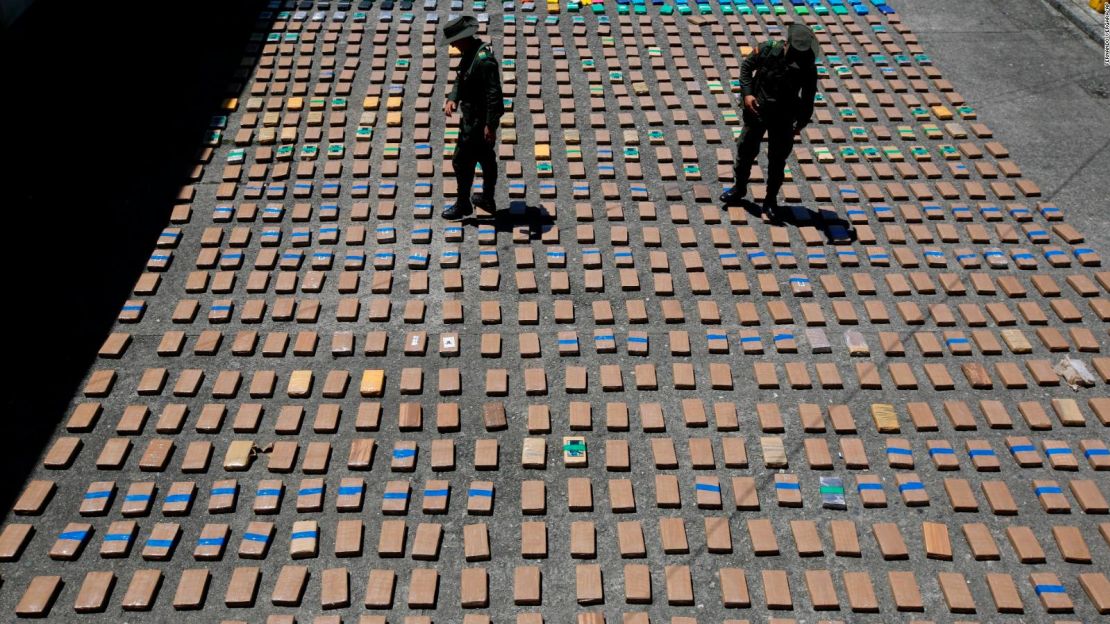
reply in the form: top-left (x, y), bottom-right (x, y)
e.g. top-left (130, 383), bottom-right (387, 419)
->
top-left (471, 193), bottom-right (497, 213)
top-left (762, 194), bottom-right (783, 221)
top-left (719, 184), bottom-right (747, 206)
top-left (441, 201), bottom-right (473, 221)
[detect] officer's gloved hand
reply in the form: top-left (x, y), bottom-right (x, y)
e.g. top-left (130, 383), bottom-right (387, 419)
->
top-left (793, 120), bottom-right (809, 135)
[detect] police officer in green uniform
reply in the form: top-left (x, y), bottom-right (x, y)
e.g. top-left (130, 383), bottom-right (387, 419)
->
top-left (441, 15), bottom-right (505, 221)
top-left (720, 23), bottom-right (818, 219)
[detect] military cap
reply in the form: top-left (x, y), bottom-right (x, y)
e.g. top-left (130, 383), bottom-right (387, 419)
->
top-left (786, 23), bottom-right (817, 54)
top-left (441, 15), bottom-right (479, 46)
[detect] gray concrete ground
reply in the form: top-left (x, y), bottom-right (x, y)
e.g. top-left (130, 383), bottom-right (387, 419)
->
top-left (1044, 0), bottom-right (1106, 42)
top-left (899, 0), bottom-right (1110, 250)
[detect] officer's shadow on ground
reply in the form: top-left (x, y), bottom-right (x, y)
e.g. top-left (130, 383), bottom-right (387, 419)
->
top-left (467, 200), bottom-right (555, 238)
top-left (738, 199), bottom-right (857, 245)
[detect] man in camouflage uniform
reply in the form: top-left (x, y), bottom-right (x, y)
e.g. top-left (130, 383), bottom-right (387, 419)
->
top-left (720, 23), bottom-right (818, 219)
top-left (441, 15), bottom-right (505, 221)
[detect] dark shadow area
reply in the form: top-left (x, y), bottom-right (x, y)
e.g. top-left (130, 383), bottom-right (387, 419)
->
top-left (468, 200), bottom-right (555, 237)
top-left (736, 199), bottom-right (857, 244)
top-left (0, 0), bottom-right (271, 513)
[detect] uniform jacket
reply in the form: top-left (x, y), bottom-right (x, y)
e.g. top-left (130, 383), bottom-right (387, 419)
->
top-left (739, 39), bottom-right (818, 127)
top-left (448, 41), bottom-right (505, 133)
